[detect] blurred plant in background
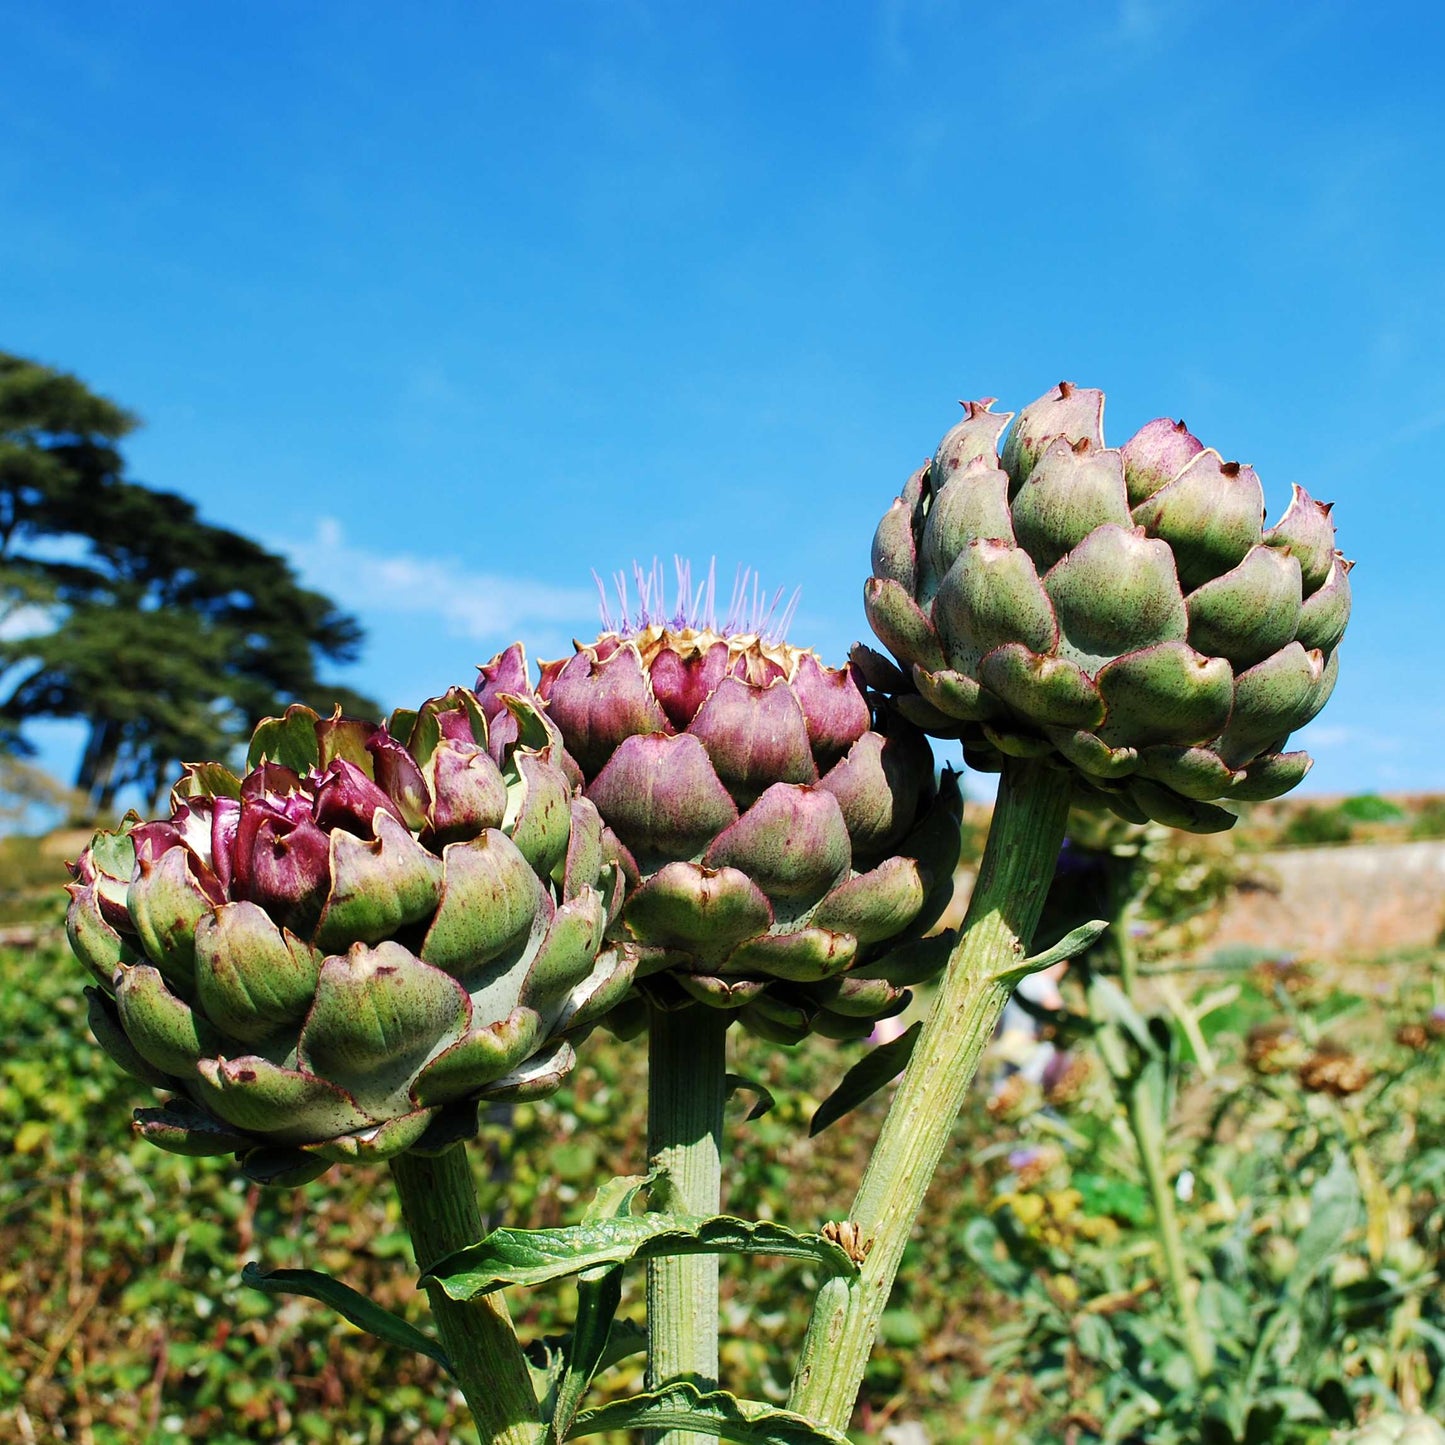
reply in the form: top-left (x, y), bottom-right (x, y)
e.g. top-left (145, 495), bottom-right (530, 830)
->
top-left (8, 900), bottom-right (1445, 1442)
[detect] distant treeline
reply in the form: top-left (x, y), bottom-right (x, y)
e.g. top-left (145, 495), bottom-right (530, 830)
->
top-left (0, 350), bottom-right (376, 819)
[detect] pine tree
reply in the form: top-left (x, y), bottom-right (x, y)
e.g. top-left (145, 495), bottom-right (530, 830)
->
top-left (0, 351), bottom-right (378, 817)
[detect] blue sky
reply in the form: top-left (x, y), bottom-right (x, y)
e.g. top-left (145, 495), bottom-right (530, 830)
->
top-left (2, 1), bottom-right (1441, 799)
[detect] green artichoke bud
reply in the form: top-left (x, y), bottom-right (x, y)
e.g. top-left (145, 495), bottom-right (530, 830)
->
top-left (67, 686), bottom-right (631, 1186)
top-left (865, 386), bottom-right (1351, 831)
top-left (500, 561), bottom-right (961, 1042)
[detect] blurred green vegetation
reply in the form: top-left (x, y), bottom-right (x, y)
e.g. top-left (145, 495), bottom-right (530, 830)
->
top-left (1232, 792), bottom-right (1445, 852)
top-left (5, 835), bottom-right (1445, 1442)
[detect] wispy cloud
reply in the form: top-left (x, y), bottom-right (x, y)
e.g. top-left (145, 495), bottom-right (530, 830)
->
top-left (1295, 722), bottom-right (1403, 755)
top-left (283, 518), bottom-right (595, 642)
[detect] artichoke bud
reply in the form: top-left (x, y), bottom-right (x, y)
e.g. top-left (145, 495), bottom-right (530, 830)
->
top-left (64, 674), bottom-right (621, 1182)
top-left (521, 558), bottom-right (961, 1040)
top-left (864, 384), bottom-right (1351, 831)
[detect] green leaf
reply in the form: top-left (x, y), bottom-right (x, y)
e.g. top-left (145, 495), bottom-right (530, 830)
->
top-left (959, 1215), bottom-right (1029, 1292)
top-left (548, 1173), bottom-right (656, 1440)
top-left (725, 1073), bottom-right (776, 1121)
top-left (1017, 918), bottom-right (1110, 975)
top-left (1086, 974), bottom-right (1163, 1082)
top-left (809, 1022), bottom-right (918, 1136)
top-left (565, 1382), bottom-right (852, 1443)
top-left (425, 1214), bottom-right (858, 1299)
top-left (1284, 1151), bottom-right (1361, 1299)
top-left (241, 1263), bottom-right (451, 1373)
top-left (582, 1172), bottom-right (655, 1223)
top-left (550, 1268), bottom-right (621, 1442)
top-left (528, 1319), bottom-right (647, 1394)
top-left (524, 1335), bottom-right (567, 1414)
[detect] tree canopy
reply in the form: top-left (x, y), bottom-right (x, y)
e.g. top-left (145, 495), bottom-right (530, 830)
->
top-left (0, 351), bottom-right (378, 817)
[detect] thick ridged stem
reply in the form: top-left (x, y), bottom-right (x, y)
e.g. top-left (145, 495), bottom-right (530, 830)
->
top-left (788, 758), bottom-right (1072, 1430)
top-left (646, 1003), bottom-right (729, 1445)
top-left (390, 1147), bottom-right (543, 1445)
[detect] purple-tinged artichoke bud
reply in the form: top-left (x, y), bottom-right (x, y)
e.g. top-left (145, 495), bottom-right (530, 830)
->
top-left (65, 680), bottom-right (631, 1186)
top-left (864, 385), bottom-right (1352, 831)
top-left (513, 559), bottom-right (961, 1041)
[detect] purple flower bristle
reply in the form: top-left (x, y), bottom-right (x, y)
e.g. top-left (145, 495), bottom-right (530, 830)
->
top-left (594, 557), bottom-right (800, 643)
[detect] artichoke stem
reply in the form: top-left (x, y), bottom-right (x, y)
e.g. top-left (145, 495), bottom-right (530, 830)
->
top-left (1112, 900), bottom-right (1215, 1380)
top-left (1124, 1065), bottom-right (1215, 1379)
top-left (788, 757), bottom-right (1073, 1431)
top-left (390, 1146), bottom-right (543, 1445)
top-left (646, 1001), bottom-right (729, 1445)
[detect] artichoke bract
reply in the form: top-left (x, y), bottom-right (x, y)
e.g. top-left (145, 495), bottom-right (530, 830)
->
top-left (66, 687), bottom-right (632, 1186)
top-left (864, 384), bottom-right (1351, 831)
top-left (505, 563), bottom-right (961, 1044)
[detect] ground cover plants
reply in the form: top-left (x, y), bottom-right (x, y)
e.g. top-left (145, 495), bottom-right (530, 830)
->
top-left (14, 382), bottom-right (1434, 1442)
top-left (8, 889), bottom-right (1445, 1441)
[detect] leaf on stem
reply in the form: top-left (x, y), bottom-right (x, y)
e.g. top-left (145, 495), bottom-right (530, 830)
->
top-left (548, 1172), bottom-right (656, 1441)
top-left (240, 1262), bottom-right (451, 1373)
top-left (423, 1215), bottom-right (858, 1299)
top-left (564, 1381), bottom-right (853, 1443)
top-left (1009, 918), bottom-right (1111, 979)
top-left (725, 1072), bottom-right (777, 1121)
top-left (525, 1322), bottom-right (649, 1420)
top-left (808, 1022), bottom-right (919, 1136)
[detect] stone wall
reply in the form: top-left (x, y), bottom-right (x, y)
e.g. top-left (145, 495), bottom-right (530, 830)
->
top-left (1206, 840), bottom-right (1445, 959)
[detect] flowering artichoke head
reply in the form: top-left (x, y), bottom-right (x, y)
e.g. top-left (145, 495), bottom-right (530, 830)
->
top-left (517, 561), bottom-right (964, 1044)
top-left (66, 684), bottom-right (631, 1186)
top-left (865, 384), bottom-right (1351, 831)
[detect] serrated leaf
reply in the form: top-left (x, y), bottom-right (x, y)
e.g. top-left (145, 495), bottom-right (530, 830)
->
top-left (565, 1382), bottom-right (852, 1443)
top-left (241, 1263), bottom-right (451, 1373)
top-left (726, 1073), bottom-right (776, 1121)
top-left (425, 1214), bottom-right (857, 1299)
top-left (1015, 919), bottom-right (1110, 976)
top-left (809, 1023), bottom-right (918, 1136)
